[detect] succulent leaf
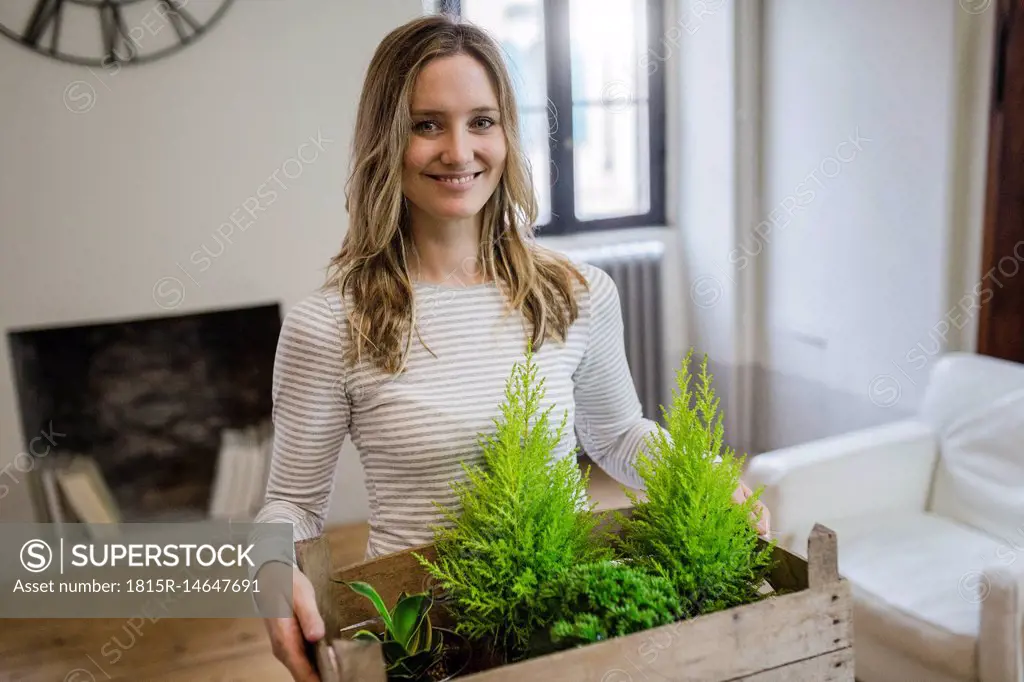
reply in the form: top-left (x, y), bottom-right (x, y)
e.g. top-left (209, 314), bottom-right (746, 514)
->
top-left (345, 581), bottom-right (395, 632)
top-left (390, 593), bottom-right (429, 648)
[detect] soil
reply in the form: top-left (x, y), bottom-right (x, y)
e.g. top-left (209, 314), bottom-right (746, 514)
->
top-left (427, 657), bottom-right (455, 681)
top-left (425, 628), bottom-right (475, 681)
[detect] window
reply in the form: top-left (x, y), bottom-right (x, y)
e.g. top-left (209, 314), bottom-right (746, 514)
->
top-left (437, 0), bottom-right (666, 234)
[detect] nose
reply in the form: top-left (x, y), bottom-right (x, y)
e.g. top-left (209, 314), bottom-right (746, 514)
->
top-left (440, 128), bottom-right (474, 167)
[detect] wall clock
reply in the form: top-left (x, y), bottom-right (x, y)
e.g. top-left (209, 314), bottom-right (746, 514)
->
top-left (0, 0), bottom-right (234, 67)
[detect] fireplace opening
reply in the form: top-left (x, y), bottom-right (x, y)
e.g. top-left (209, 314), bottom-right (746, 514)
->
top-left (7, 303), bottom-right (282, 523)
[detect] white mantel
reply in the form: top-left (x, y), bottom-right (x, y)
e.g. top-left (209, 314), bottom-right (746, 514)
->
top-left (0, 0), bottom-right (423, 524)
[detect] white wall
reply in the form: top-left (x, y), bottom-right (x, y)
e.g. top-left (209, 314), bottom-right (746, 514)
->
top-left (754, 0), bottom-right (994, 449)
top-left (663, 0), bottom-right (745, 446)
top-left (0, 0), bottom-right (424, 524)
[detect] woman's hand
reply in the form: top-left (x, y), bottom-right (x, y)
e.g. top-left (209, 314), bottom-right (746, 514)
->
top-left (732, 480), bottom-right (771, 537)
top-left (259, 562), bottom-right (326, 682)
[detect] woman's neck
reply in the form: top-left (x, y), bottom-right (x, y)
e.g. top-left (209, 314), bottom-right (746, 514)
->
top-left (406, 209), bottom-right (489, 286)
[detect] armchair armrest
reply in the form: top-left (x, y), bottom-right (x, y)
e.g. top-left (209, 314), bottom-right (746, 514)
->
top-left (745, 419), bottom-right (938, 555)
top-left (979, 562), bottom-right (1024, 682)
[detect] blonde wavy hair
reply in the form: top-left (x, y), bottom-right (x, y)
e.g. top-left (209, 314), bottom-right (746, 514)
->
top-left (326, 13), bottom-right (588, 375)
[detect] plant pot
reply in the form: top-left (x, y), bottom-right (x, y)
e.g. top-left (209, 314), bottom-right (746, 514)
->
top-left (338, 619), bottom-right (471, 682)
top-left (300, 516), bottom-right (853, 682)
top-left (427, 628), bottom-right (471, 681)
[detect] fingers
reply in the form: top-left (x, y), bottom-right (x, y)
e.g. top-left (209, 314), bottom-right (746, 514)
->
top-left (732, 481), bottom-right (754, 502)
top-left (268, 617), bottom-right (321, 682)
top-left (265, 567), bottom-right (326, 682)
top-left (292, 568), bottom-right (326, 642)
top-left (733, 479), bottom-right (771, 536)
top-left (753, 501), bottom-right (771, 537)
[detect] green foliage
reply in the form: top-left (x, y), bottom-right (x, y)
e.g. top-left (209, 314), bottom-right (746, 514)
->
top-left (538, 560), bottom-right (683, 650)
top-left (616, 349), bottom-right (776, 618)
top-left (414, 342), bottom-right (611, 662)
top-left (345, 581), bottom-right (442, 680)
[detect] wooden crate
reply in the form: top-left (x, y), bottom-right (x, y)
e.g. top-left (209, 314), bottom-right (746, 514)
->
top-left (295, 508), bottom-right (854, 681)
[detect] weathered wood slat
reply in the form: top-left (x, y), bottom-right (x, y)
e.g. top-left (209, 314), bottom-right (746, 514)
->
top-left (334, 639), bottom-right (387, 682)
top-left (766, 540), bottom-right (807, 592)
top-left (295, 535), bottom-right (342, 639)
top-left (297, 539), bottom-right (446, 635)
top-left (450, 582), bottom-right (851, 682)
top-left (808, 523), bottom-right (840, 589)
top-left (732, 648), bottom-right (854, 681)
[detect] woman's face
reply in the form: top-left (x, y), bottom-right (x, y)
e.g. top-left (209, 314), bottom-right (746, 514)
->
top-left (403, 54), bottom-right (507, 223)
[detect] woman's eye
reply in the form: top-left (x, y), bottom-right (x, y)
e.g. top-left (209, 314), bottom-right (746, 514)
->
top-left (473, 117), bottom-right (496, 130)
top-left (414, 120), bottom-right (439, 133)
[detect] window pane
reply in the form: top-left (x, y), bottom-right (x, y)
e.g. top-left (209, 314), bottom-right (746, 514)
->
top-left (568, 0), bottom-right (650, 220)
top-left (572, 102), bottom-right (650, 221)
top-left (522, 108), bottom-right (552, 226)
top-left (568, 0), bottom-right (649, 106)
top-left (462, 0), bottom-right (548, 110)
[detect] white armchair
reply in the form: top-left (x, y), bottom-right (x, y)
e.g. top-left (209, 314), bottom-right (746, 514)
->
top-left (746, 352), bottom-right (1024, 682)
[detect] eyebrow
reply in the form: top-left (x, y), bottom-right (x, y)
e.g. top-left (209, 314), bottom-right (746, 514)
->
top-left (410, 107), bottom-right (500, 116)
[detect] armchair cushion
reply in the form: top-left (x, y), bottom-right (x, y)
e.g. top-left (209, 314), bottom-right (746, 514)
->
top-left (920, 353), bottom-right (1024, 545)
top-left (929, 388), bottom-right (1024, 546)
top-left (825, 511), bottom-right (1008, 681)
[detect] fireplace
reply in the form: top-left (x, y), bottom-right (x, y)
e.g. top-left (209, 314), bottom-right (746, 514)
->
top-left (6, 303), bottom-right (282, 522)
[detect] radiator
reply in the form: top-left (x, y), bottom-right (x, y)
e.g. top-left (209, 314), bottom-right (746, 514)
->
top-left (563, 240), bottom-right (667, 425)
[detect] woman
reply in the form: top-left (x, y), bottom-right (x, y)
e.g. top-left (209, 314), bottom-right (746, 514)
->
top-left (257, 13), bottom-right (769, 681)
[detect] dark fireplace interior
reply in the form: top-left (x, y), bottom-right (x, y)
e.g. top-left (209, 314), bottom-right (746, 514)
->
top-left (6, 303), bottom-right (281, 522)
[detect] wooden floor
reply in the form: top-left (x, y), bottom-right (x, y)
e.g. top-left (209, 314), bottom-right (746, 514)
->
top-left (1, 458), bottom-right (638, 682)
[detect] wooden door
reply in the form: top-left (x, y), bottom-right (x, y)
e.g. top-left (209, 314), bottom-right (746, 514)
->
top-left (978, 0), bottom-right (1024, 361)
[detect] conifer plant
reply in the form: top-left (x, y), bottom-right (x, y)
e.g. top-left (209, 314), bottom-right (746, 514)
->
top-left (414, 343), bottom-right (611, 663)
top-left (539, 560), bottom-right (683, 651)
top-left (616, 349), bottom-right (777, 618)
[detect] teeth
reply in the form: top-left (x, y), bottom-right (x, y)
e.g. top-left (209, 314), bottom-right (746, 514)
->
top-left (436, 174), bottom-right (476, 185)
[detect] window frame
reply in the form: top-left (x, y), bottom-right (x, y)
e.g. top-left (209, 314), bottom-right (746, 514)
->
top-left (439, 0), bottom-right (667, 235)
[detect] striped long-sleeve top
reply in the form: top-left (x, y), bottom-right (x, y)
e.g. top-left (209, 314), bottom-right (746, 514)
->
top-left (254, 261), bottom-right (663, 560)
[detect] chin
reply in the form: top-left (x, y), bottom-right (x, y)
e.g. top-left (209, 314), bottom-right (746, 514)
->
top-left (431, 204), bottom-right (485, 220)
top-left (417, 196), bottom-right (490, 221)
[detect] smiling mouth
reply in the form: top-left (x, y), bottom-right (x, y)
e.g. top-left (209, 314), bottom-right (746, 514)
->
top-left (426, 171), bottom-right (484, 185)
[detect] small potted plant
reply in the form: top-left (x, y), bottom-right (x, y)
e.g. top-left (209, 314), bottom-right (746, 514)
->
top-left (414, 342), bottom-right (611, 667)
top-left (615, 349), bottom-right (777, 619)
top-left (341, 580), bottom-right (470, 681)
